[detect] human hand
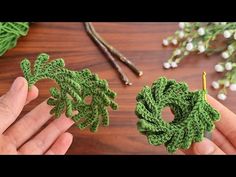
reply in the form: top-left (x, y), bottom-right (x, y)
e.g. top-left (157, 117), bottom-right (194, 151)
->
top-left (181, 95), bottom-right (236, 155)
top-left (0, 77), bottom-right (74, 154)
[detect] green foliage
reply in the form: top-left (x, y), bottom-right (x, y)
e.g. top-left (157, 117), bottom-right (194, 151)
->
top-left (0, 22), bottom-right (29, 56)
top-left (135, 77), bottom-right (220, 153)
top-left (21, 53), bottom-right (118, 132)
top-left (162, 22), bottom-right (236, 100)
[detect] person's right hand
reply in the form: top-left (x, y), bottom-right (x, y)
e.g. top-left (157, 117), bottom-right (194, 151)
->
top-left (182, 95), bottom-right (236, 155)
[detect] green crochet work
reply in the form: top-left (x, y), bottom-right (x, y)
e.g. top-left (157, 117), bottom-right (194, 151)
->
top-left (135, 77), bottom-right (220, 153)
top-left (0, 22), bottom-right (29, 56)
top-left (20, 53), bottom-right (118, 132)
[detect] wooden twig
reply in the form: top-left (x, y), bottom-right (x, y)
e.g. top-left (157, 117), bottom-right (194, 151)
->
top-left (87, 22), bottom-right (143, 76)
top-left (84, 22), bottom-right (132, 85)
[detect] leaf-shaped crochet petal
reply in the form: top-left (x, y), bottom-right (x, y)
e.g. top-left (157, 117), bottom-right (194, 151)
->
top-left (21, 53), bottom-right (118, 132)
top-left (135, 77), bottom-right (220, 153)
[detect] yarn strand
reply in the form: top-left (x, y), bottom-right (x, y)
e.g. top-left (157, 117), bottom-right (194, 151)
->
top-left (0, 22), bottom-right (29, 56)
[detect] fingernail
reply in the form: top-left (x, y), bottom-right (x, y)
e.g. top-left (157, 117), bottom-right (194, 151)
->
top-left (194, 139), bottom-right (215, 154)
top-left (10, 77), bottom-right (25, 92)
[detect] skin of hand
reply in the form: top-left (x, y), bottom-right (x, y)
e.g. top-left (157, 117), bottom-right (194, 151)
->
top-left (181, 95), bottom-right (236, 155)
top-left (0, 77), bottom-right (74, 155)
top-left (1, 77), bottom-right (236, 155)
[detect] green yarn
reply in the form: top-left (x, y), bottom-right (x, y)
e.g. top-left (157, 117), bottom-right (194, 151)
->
top-left (0, 22), bottom-right (29, 56)
top-left (135, 77), bottom-right (220, 153)
top-left (20, 53), bottom-right (118, 132)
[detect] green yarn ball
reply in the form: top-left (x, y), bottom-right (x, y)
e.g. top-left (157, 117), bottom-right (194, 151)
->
top-left (20, 53), bottom-right (118, 132)
top-left (135, 77), bottom-right (220, 153)
top-left (0, 22), bottom-right (29, 56)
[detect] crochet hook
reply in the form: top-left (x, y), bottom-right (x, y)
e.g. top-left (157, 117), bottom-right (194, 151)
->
top-left (202, 71), bottom-right (212, 140)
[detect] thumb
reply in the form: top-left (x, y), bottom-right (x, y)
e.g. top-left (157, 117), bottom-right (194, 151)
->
top-left (193, 138), bottom-right (225, 155)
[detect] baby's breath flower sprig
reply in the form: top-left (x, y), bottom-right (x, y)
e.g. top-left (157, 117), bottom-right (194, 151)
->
top-left (162, 22), bottom-right (236, 100)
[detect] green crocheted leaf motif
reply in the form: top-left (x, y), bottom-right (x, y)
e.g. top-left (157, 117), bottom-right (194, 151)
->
top-left (20, 53), bottom-right (118, 132)
top-left (0, 22), bottom-right (29, 56)
top-left (135, 77), bottom-right (220, 153)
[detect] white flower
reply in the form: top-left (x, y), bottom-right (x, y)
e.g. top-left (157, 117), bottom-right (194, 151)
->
top-left (223, 30), bottom-right (232, 38)
top-left (178, 31), bottom-right (185, 39)
top-left (198, 45), bottom-right (205, 53)
top-left (163, 62), bottom-right (171, 69)
top-left (230, 84), bottom-right (236, 91)
top-left (184, 51), bottom-right (189, 56)
top-left (198, 41), bottom-right (203, 45)
top-left (225, 62), bottom-right (233, 71)
top-left (217, 93), bottom-right (227, 101)
top-left (162, 39), bottom-right (169, 46)
top-left (179, 22), bottom-right (185, 29)
top-left (221, 22), bottom-right (227, 25)
top-left (186, 43), bottom-right (194, 51)
top-left (211, 81), bottom-right (220, 89)
top-left (222, 51), bottom-right (230, 59)
top-left (227, 45), bottom-right (234, 52)
top-left (171, 62), bottom-right (178, 68)
top-left (234, 32), bottom-right (236, 40)
top-left (224, 80), bottom-right (230, 87)
top-left (187, 38), bottom-right (193, 42)
top-left (215, 64), bottom-right (225, 72)
top-left (197, 27), bottom-right (205, 36)
top-left (174, 49), bottom-right (181, 56)
top-left (171, 38), bottom-right (178, 45)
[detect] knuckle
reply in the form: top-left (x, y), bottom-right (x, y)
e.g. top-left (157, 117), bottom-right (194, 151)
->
top-left (226, 130), bottom-right (236, 142)
top-left (0, 95), bottom-right (16, 118)
top-left (0, 137), bottom-right (17, 154)
top-left (19, 140), bottom-right (44, 155)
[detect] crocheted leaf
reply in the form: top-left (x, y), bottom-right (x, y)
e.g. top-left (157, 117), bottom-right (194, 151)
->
top-left (20, 53), bottom-right (118, 132)
top-left (0, 22), bottom-right (29, 56)
top-left (135, 77), bottom-right (220, 153)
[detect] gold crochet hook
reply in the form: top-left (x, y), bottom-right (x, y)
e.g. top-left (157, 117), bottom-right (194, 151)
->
top-left (202, 71), bottom-right (212, 139)
top-left (202, 71), bottom-right (207, 100)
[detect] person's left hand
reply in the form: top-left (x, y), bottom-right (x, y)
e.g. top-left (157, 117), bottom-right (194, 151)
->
top-left (0, 77), bottom-right (74, 154)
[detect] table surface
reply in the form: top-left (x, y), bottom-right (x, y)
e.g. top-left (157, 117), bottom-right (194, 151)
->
top-left (0, 22), bottom-right (235, 154)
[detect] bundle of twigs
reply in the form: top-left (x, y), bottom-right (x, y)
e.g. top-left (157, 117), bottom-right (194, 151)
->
top-left (84, 22), bottom-right (143, 86)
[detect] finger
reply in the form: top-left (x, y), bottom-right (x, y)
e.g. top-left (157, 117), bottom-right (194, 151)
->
top-left (207, 95), bottom-right (236, 147)
top-left (182, 138), bottom-right (225, 155)
top-left (0, 77), bottom-right (28, 133)
top-left (4, 99), bottom-right (56, 148)
top-left (19, 116), bottom-right (74, 154)
top-left (212, 128), bottom-right (236, 154)
top-left (25, 85), bottom-right (39, 105)
top-left (45, 132), bottom-right (73, 155)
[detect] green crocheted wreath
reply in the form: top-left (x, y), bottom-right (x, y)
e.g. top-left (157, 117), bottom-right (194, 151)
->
top-left (0, 22), bottom-right (29, 56)
top-left (20, 53), bottom-right (118, 132)
top-left (135, 77), bottom-right (220, 153)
